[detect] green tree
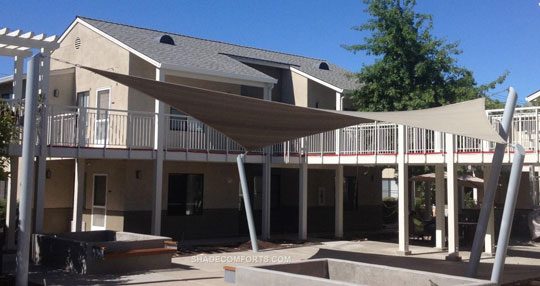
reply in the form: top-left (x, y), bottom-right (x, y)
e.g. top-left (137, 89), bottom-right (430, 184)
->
top-left (344, 0), bottom-right (507, 111)
top-left (0, 101), bottom-right (16, 181)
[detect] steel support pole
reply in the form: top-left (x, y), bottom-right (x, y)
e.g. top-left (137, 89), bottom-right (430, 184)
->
top-left (237, 154), bottom-right (258, 252)
top-left (16, 54), bottom-right (41, 286)
top-left (491, 145), bottom-right (525, 285)
top-left (468, 88), bottom-right (517, 277)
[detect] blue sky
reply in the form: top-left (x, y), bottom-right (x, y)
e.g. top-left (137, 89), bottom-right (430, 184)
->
top-left (0, 0), bottom-right (538, 103)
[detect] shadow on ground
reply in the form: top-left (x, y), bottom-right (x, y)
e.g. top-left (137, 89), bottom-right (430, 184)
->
top-left (29, 263), bottom-right (203, 285)
top-left (310, 248), bottom-right (540, 285)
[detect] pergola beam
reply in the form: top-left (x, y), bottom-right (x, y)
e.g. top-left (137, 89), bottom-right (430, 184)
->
top-left (0, 28), bottom-right (58, 50)
top-left (0, 47), bottom-right (32, 57)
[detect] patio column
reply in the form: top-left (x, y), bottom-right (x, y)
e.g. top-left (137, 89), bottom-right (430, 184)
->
top-left (299, 142), bottom-right (308, 240)
top-left (335, 164), bottom-right (344, 238)
top-left (71, 159), bottom-right (85, 232)
top-left (335, 92), bottom-right (343, 155)
top-left (483, 165), bottom-right (495, 255)
top-left (35, 50), bottom-right (51, 233)
top-left (397, 125), bottom-right (410, 255)
top-left (261, 84), bottom-right (273, 240)
top-left (445, 133), bottom-right (461, 261)
top-left (152, 68), bottom-right (165, 235)
top-left (5, 157), bottom-right (18, 250)
top-left (435, 164), bottom-right (446, 249)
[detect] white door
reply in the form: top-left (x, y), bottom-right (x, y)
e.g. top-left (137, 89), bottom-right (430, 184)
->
top-left (91, 174), bottom-right (107, 230)
top-left (95, 89), bottom-right (110, 145)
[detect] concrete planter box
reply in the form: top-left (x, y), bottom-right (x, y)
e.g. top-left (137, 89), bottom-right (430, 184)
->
top-left (33, 231), bottom-right (174, 274)
top-left (232, 259), bottom-right (494, 286)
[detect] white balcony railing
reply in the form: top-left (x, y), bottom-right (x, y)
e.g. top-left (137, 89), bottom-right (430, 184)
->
top-left (5, 102), bottom-right (540, 159)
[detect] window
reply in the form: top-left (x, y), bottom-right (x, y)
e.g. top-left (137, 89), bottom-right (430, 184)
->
top-left (167, 174), bottom-right (204, 216)
top-left (1, 93), bottom-right (11, 100)
top-left (382, 179), bottom-right (398, 199)
top-left (169, 107), bottom-right (205, 132)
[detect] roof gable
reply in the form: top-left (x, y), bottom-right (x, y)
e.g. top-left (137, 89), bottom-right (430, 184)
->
top-left (65, 17), bottom-right (358, 90)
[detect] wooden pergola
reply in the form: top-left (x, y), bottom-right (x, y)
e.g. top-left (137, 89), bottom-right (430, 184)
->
top-left (0, 27), bottom-right (59, 286)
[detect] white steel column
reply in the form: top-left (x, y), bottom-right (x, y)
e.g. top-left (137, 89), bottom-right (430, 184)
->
top-left (261, 84), bottom-right (273, 240)
top-left (34, 50), bottom-right (51, 233)
top-left (71, 159), bottom-right (85, 232)
top-left (397, 125), bottom-right (410, 255)
top-left (152, 68), bottom-right (165, 235)
top-left (483, 165), bottom-right (495, 255)
top-left (445, 133), bottom-right (461, 261)
top-left (435, 164), bottom-right (446, 249)
top-left (334, 164), bottom-right (344, 238)
top-left (299, 139), bottom-right (308, 240)
top-left (5, 157), bottom-right (18, 250)
top-left (335, 92), bottom-right (343, 155)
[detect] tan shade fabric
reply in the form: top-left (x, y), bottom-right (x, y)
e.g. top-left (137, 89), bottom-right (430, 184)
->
top-left (83, 67), bottom-right (505, 150)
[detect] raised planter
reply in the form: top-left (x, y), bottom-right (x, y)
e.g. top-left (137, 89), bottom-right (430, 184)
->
top-left (229, 258), bottom-right (494, 286)
top-left (33, 230), bottom-right (175, 274)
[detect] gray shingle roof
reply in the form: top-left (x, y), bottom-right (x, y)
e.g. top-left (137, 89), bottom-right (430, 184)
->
top-left (79, 17), bottom-right (359, 91)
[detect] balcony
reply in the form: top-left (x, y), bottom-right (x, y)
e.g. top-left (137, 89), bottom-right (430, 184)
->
top-left (5, 102), bottom-right (540, 165)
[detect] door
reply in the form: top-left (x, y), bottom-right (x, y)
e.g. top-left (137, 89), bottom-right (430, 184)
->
top-left (76, 91), bottom-right (89, 146)
top-left (95, 89), bottom-right (110, 145)
top-left (91, 174), bottom-right (107, 230)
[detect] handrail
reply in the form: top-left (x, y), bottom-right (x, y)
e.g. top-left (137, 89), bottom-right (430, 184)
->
top-left (16, 103), bottom-right (540, 160)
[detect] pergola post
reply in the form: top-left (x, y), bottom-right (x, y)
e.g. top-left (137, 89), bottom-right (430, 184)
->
top-left (16, 53), bottom-right (41, 286)
top-left (261, 84), bottom-right (273, 240)
top-left (435, 164), bottom-right (446, 249)
top-left (34, 49), bottom-right (51, 233)
top-left (12, 55), bottom-right (24, 100)
top-left (5, 157), bottom-right (18, 250)
top-left (445, 133), bottom-right (461, 261)
top-left (397, 125), bottom-right (410, 255)
top-left (151, 68), bottom-right (165, 235)
top-left (334, 164), bottom-right (344, 238)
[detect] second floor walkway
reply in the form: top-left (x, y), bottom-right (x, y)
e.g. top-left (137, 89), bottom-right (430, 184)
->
top-left (6, 102), bottom-right (538, 166)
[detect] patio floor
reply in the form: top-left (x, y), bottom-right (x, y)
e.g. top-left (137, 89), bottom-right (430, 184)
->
top-left (29, 240), bottom-right (540, 285)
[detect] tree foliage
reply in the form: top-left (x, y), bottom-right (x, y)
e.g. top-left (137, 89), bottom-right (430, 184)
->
top-left (344, 0), bottom-right (507, 111)
top-left (0, 101), bottom-right (16, 181)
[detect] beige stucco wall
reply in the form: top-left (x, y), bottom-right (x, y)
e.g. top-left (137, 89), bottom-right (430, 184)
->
top-left (345, 166), bottom-right (383, 206)
top-left (308, 79), bottom-right (335, 109)
top-left (127, 54), bottom-right (156, 113)
top-left (51, 23), bottom-right (130, 111)
top-left (48, 70), bottom-right (76, 106)
top-left (291, 71), bottom-right (308, 107)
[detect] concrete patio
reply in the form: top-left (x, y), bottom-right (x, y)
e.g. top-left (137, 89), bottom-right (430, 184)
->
top-left (29, 240), bottom-right (540, 285)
